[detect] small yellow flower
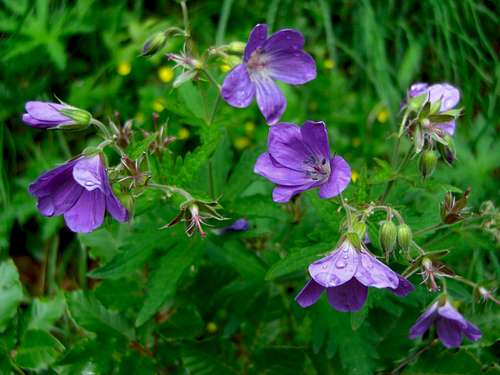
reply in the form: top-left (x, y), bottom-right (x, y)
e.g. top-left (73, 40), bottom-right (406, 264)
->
top-left (323, 59), bottom-right (335, 70)
top-left (219, 64), bottom-right (231, 73)
top-left (152, 99), bottom-right (165, 113)
top-left (244, 121), bottom-right (255, 135)
top-left (351, 170), bottom-right (359, 183)
top-left (377, 107), bottom-right (390, 123)
top-left (352, 137), bottom-right (361, 148)
top-left (177, 127), bottom-right (190, 140)
top-left (234, 137), bottom-right (250, 150)
top-left (117, 61), bottom-right (131, 76)
top-left (158, 66), bottom-right (174, 83)
top-left (134, 112), bottom-right (145, 125)
top-left (206, 322), bottom-right (217, 333)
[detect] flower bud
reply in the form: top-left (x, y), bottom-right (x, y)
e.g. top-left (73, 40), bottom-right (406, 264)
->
top-left (58, 106), bottom-right (92, 130)
top-left (419, 150), bottom-right (438, 179)
top-left (142, 31), bottom-right (168, 57)
top-left (397, 224), bottom-right (412, 252)
top-left (437, 135), bottom-right (456, 165)
top-left (379, 220), bottom-right (397, 255)
top-left (228, 41), bottom-right (246, 53)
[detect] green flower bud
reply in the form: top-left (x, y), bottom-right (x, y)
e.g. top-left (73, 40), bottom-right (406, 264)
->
top-left (419, 150), bottom-right (438, 179)
top-left (397, 224), bottom-right (412, 252)
top-left (379, 220), bottom-right (397, 255)
top-left (58, 106), bottom-right (92, 130)
top-left (228, 41), bottom-right (246, 53)
top-left (142, 31), bottom-right (168, 57)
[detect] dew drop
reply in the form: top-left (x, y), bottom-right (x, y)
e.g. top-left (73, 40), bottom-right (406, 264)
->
top-left (85, 182), bottom-right (93, 186)
top-left (343, 254), bottom-right (349, 259)
top-left (336, 260), bottom-right (347, 269)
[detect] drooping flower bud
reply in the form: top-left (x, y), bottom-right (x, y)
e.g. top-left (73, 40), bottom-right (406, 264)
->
top-left (142, 31), bottom-right (168, 57)
top-left (22, 101), bottom-right (92, 131)
top-left (419, 150), bottom-right (438, 179)
top-left (397, 224), bottom-right (412, 252)
top-left (437, 135), bottom-right (456, 165)
top-left (379, 220), bottom-right (397, 256)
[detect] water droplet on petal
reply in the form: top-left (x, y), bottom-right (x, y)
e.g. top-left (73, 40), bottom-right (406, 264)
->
top-left (343, 254), bottom-right (349, 259)
top-left (336, 260), bottom-right (347, 269)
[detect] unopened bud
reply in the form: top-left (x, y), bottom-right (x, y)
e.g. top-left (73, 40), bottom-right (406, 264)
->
top-left (228, 41), bottom-right (246, 53)
top-left (437, 135), bottom-right (456, 165)
top-left (397, 224), bottom-right (412, 252)
top-left (419, 150), bottom-right (438, 179)
top-left (58, 106), bottom-right (92, 130)
top-left (142, 31), bottom-right (168, 57)
top-left (379, 220), bottom-right (397, 255)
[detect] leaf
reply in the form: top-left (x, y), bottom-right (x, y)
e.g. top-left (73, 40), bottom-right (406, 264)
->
top-left (181, 341), bottom-right (238, 375)
top-left (224, 147), bottom-right (263, 201)
top-left (15, 330), bottom-right (64, 370)
top-left (266, 243), bottom-right (331, 280)
top-left (127, 133), bottom-right (156, 160)
top-left (0, 259), bottom-right (23, 333)
top-left (397, 43), bottom-right (422, 89)
top-left (158, 305), bottom-right (204, 339)
top-left (135, 239), bottom-right (204, 326)
top-left (253, 347), bottom-right (306, 375)
top-left (23, 292), bottom-right (65, 333)
top-left (402, 349), bottom-right (482, 375)
top-left (66, 290), bottom-right (134, 339)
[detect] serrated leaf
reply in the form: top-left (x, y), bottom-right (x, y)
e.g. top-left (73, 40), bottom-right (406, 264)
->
top-left (182, 341), bottom-right (238, 375)
top-left (402, 350), bottom-right (482, 375)
top-left (15, 330), bottom-right (64, 370)
top-left (23, 292), bottom-right (65, 333)
top-left (0, 259), bottom-right (23, 333)
top-left (135, 239), bottom-right (203, 326)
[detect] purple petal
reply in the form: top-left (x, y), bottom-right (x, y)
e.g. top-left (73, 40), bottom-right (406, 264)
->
top-left (63, 189), bottom-right (105, 233)
top-left (221, 219), bottom-right (249, 233)
top-left (436, 121), bottom-right (456, 136)
top-left (409, 83), bottom-right (429, 97)
top-left (262, 29), bottom-right (304, 53)
top-left (267, 123), bottom-right (309, 170)
top-left (105, 193), bottom-right (128, 223)
top-left (326, 278), bottom-right (368, 312)
top-left (318, 156), bottom-right (351, 199)
top-left (354, 250), bottom-right (399, 289)
top-left (295, 279), bottom-right (324, 308)
top-left (22, 114), bottom-right (66, 129)
top-left (308, 241), bottom-right (359, 288)
top-left (437, 302), bottom-right (468, 329)
top-left (463, 322), bottom-right (482, 342)
top-left (409, 302), bottom-right (438, 339)
top-left (272, 184), bottom-right (312, 203)
top-left (244, 24), bottom-right (268, 62)
top-left (428, 83), bottom-right (460, 111)
top-left (254, 153), bottom-right (311, 186)
top-left (267, 50), bottom-right (316, 84)
top-left (300, 121), bottom-right (330, 160)
top-left (221, 64), bottom-right (256, 108)
top-left (50, 182), bottom-right (84, 216)
top-left (29, 159), bottom-right (79, 198)
top-left (436, 318), bottom-right (463, 348)
top-left (25, 101), bottom-right (69, 122)
top-left (388, 274), bottom-right (414, 296)
top-left (73, 155), bottom-right (105, 192)
top-left (254, 77), bottom-right (286, 125)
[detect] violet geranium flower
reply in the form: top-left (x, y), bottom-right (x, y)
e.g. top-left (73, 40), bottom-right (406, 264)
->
top-left (29, 154), bottom-right (128, 233)
top-left (221, 24), bottom-right (316, 125)
top-left (295, 239), bottom-right (414, 312)
top-left (215, 218), bottom-right (250, 235)
top-left (407, 83), bottom-right (460, 136)
top-left (254, 120), bottom-right (351, 203)
top-left (22, 101), bottom-right (92, 130)
top-left (409, 300), bottom-right (481, 348)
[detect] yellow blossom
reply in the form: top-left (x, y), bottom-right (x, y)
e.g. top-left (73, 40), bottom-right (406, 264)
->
top-left (351, 170), bottom-right (359, 183)
top-left (152, 99), bottom-right (165, 113)
top-left (158, 66), bottom-right (174, 83)
top-left (219, 64), bottom-right (231, 73)
top-left (117, 61), bottom-right (131, 76)
top-left (178, 127), bottom-right (190, 140)
top-left (323, 59), bottom-right (335, 70)
top-left (377, 107), bottom-right (390, 123)
top-left (244, 121), bottom-right (255, 135)
top-left (206, 322), bottom-right (217, 333)
top-left (234, 137), bottom-right (250, 150)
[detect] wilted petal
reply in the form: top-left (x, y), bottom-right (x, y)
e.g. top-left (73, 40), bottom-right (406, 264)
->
top-left (267, 49), bottom-right (316, 84)
top-left (295, 279), bottom-right (324, 308)
top-left (309, 241), bottom-right (359, 288)
top-left (262, 29), bottom-right (304, 53)
top-left (327, 278), bottom-right (368, 312)
top-left (409, 302), bottom-right (438, 339)
top-left (244, 24), bottom-right (268, 62)
top-left (272, 184), bottom-right (312, 203)
top-left (463, 322), bottom-right (482, 342)
top-left (73, 155), bottom-right (105, 192)
top-left (428, 83), bottom-right (460, 111)
top-left (436, 318), bottom-right (463, 348)
top-left (436, 121), bottom-right (456, 136)
top-left (388, 274), bottom-right (414, 296)
top-left (354, 250), bottom-right (399, 289)
top-left (268, 123), bottom-right (309, 170)
top-left (64, 190), bottom-right (106, 233)
top-left (318, 156), bottom-right (351, 199)
top-left (221, 64), bottom-right (256, 108)
top-left (254, 153), bottom-right (311, 186)
top-left (254, 76), bottom-right (286, 125)
top-left (300, 121), bottom-right (330, 160)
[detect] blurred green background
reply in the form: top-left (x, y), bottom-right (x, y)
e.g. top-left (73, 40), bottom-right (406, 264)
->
top-left (0, 0), bottom-right (498, 373)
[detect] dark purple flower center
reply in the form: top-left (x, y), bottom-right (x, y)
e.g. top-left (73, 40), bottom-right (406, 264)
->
top-left (303, 155), bottom-right (330, 182)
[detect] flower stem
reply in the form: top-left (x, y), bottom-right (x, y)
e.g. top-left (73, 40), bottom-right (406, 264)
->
top-left (148, 182), bottom-right (193, 201)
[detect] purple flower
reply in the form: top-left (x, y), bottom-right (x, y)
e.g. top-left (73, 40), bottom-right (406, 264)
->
top-left (221, 24), bottom-right (316, 125)
top-left (22, 101), bottom-right (92, 130)
top-left (408, 83), bottom-right (460, 135)
top-left (295, 240), bottom-right (414, 312)
top-left (215, 218), bottom-right (250, 235)
top-left (409, 301), bottom-right (481, 348)
top-left (29, 154), bottom-right (128, 233)
top-left (254, 120), bottom-right (351, 203)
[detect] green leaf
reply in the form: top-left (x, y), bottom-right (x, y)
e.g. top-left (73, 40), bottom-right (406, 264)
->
top-left (23, 292), bottom-right (65, 333)
top-left (253, 347), bottom-right (306, 375)
top-left (182, 341), bottom-right (238, 375)
top-left (159, 305), bottom-right (204, 339)
top-left (127, 133), bottom-right (156, 160)
top-left (15, 330), bottom-right (64, 370)
top-left (402, 349), bottom-right (482, 375)
top-left (0, 259), bottom-right (23, 333)
top-left (135, 239), bottom-right (204, 326)
top-left (266, 243), bottom-right (331, 280)
top-left (66, 290), bottom-right (134, 339)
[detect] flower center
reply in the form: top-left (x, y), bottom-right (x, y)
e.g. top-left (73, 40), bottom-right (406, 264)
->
top-left (303, 155), bottom-right (330, 182)
top-left (247, 48), bottom-right (269, 75)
